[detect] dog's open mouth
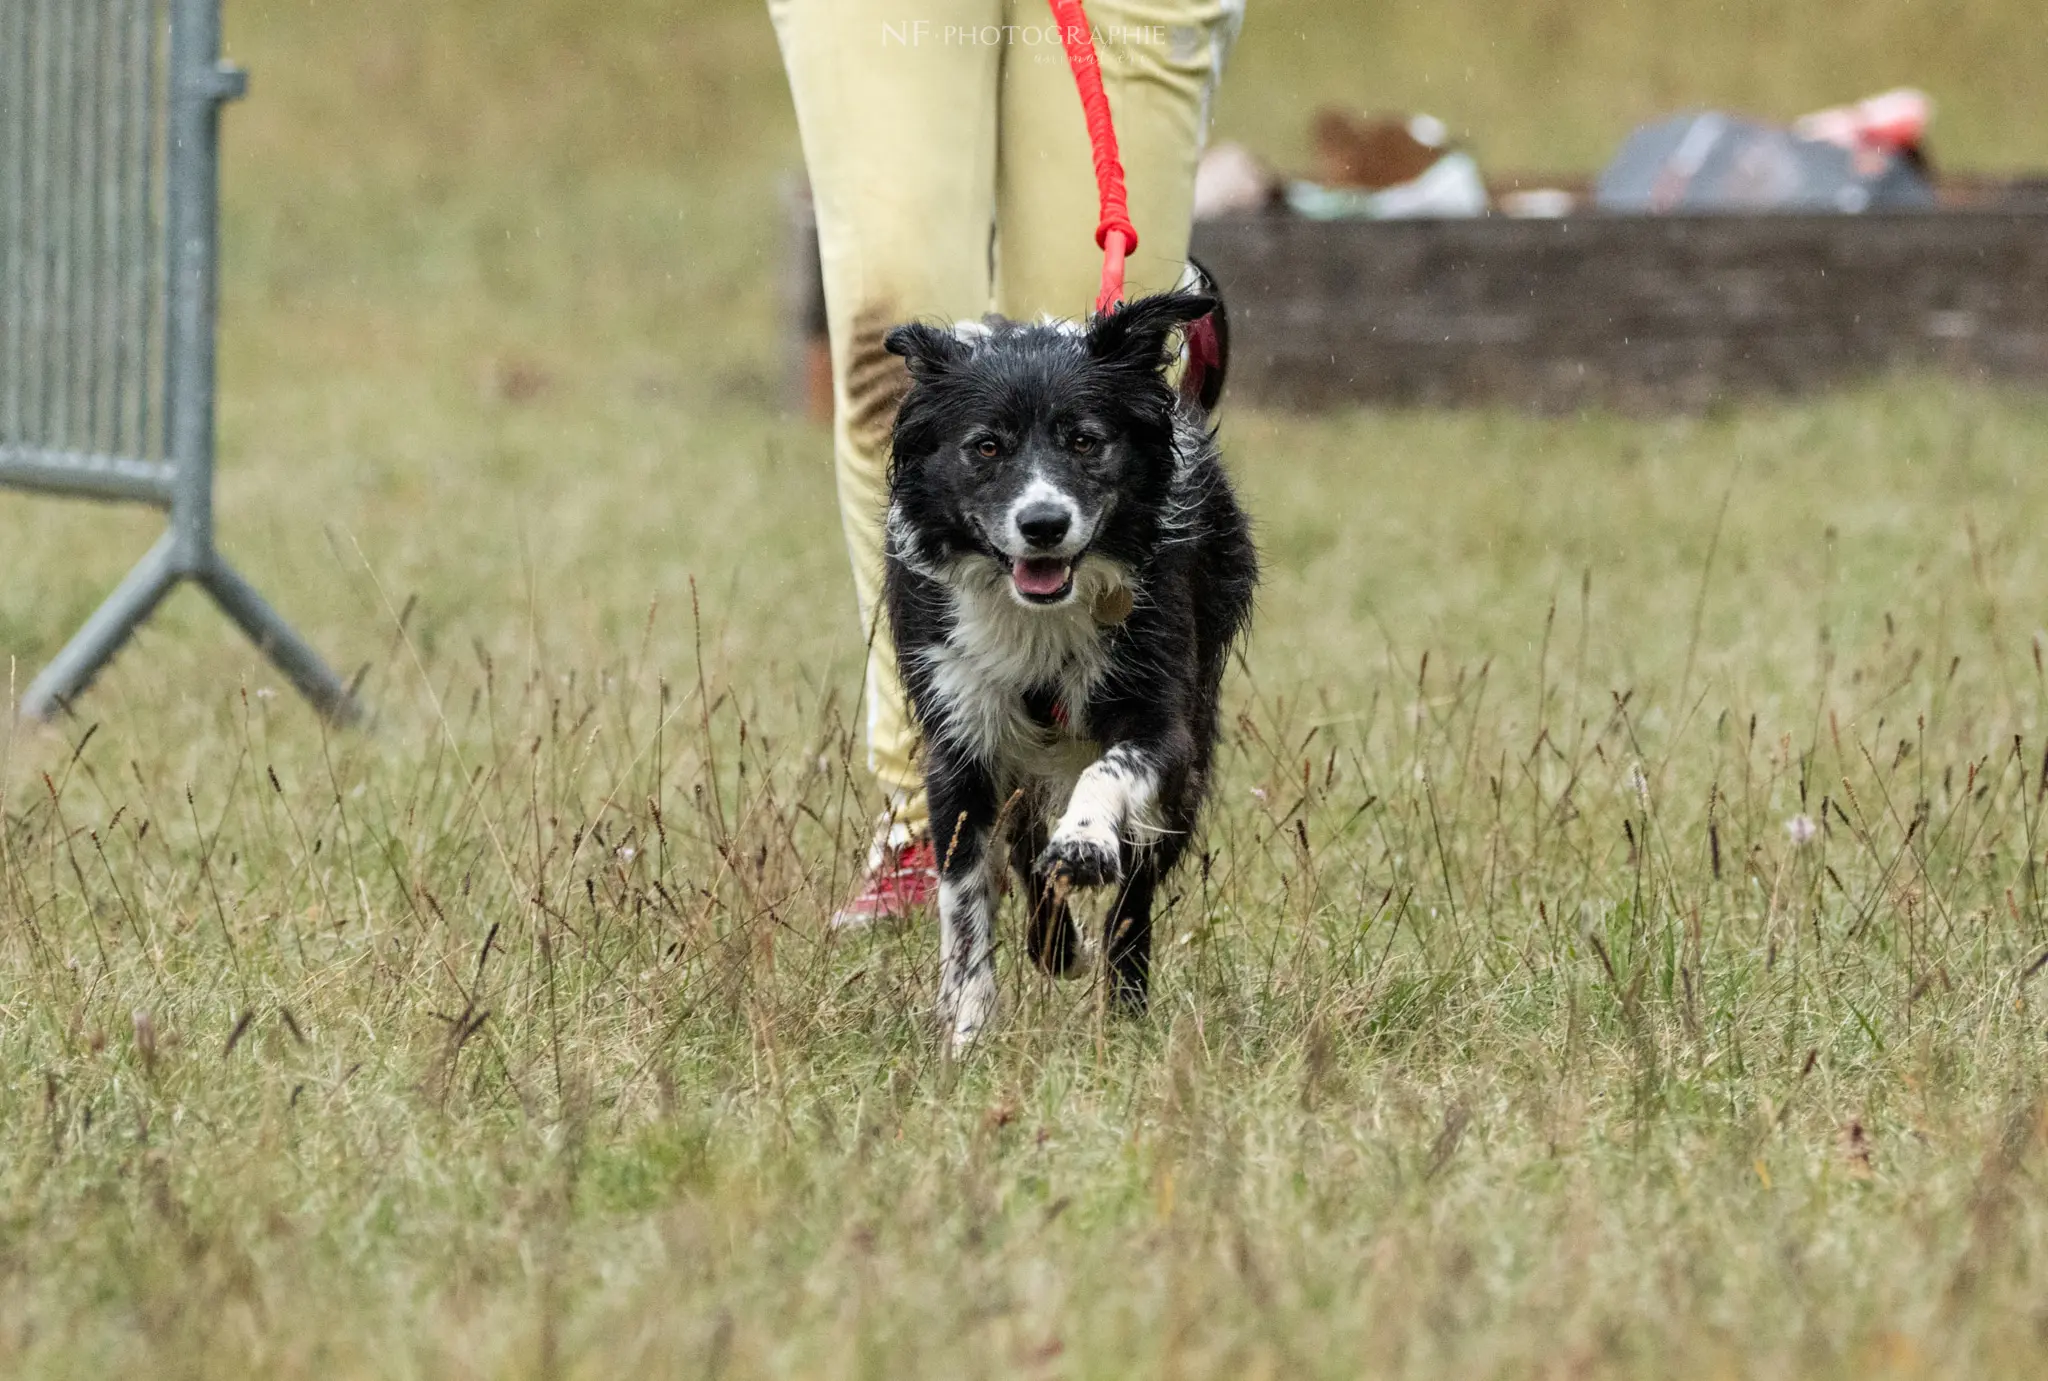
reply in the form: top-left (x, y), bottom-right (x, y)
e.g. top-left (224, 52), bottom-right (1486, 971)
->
top-left (1010, 556), bottom-right (1074, 604)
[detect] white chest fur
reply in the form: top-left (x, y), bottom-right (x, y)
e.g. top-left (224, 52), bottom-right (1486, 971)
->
top-left (915, 560), bottom-right (1126, 781)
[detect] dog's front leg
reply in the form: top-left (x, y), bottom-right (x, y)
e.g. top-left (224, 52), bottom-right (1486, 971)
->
top-left (1040, 735), bottom-right (1188, 1014)
top-left (928, 756), bottom-right (1001, 1052)
top-left (1039, 740), bottom-right (1168, 889)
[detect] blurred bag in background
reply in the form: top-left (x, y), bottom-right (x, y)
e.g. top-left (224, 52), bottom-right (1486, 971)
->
top-left (1597, 92), bottom-right (1936, 214)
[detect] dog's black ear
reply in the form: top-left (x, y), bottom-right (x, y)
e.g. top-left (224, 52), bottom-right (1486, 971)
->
top-left (1086, 291), bottom-right (1218, 373)
top-left (885, 322), bottom-right (969, 382)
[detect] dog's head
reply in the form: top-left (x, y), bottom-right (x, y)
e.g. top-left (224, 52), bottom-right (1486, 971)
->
top-left (884, 291), bottom-right (1215, 608)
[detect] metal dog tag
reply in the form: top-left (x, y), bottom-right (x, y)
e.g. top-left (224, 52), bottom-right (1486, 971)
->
top-left (1092, 585), bottom-right (1134, 626)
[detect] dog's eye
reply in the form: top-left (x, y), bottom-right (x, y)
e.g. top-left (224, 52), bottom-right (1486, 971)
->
top-left (975, 438), bottom-right (1000, 459)
top-left (1070, 434), bottom-right (1097, 455)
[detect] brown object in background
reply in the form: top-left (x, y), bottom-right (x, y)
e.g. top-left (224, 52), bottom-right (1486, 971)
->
top-left (1313, 109), bottom-right (1443, 190)
top-left (803, 338), bottom-right (834, 422)
top-left (785, 176), bottom-right (836, 423)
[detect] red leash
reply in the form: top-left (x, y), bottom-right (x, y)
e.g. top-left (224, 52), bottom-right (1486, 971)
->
top-left (1047, 0), bottom-right (1136, 314)
top-left (1045, 0), bottom-right (1227, 410)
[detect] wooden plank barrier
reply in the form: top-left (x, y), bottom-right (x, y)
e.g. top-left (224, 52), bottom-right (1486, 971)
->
top-left (785, 185), bottom-right (2048, 412)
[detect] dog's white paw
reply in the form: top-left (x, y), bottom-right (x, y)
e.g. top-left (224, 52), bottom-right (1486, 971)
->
top-left (944, 969), bottom-right (998, 1053)
top-left (1039, 818), bottom-right (1122, 890)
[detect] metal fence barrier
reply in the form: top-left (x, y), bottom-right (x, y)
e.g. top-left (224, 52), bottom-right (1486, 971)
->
top-left (1, 0), bottom-right (355, 721)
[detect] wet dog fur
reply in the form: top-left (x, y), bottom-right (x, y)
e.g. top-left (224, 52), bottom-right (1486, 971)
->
top-left (883, 291), bottom-right (1257, 1049)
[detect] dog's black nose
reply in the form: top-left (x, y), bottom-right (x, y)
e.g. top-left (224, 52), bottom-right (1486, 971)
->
top-left (1016, 503), bottom-right (1071, 550)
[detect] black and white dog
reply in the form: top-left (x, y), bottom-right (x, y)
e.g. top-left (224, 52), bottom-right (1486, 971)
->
top-left (883, 291), bottom-right (1257, 1049)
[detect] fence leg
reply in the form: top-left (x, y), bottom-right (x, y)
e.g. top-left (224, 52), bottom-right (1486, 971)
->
top-left (20, 533), bottom-right (181, 720)
top-left (199, 557), bottom-right (360, 723)
top-left (19, 545), bottom-right (362, 724)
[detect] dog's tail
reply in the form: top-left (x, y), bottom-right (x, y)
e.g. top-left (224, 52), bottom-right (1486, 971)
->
top-left (1178, 259), bottom-right (1230, 415)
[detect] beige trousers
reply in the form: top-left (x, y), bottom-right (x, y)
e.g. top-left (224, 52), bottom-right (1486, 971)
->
top-left (770, 0), bottom-right (1240, 837)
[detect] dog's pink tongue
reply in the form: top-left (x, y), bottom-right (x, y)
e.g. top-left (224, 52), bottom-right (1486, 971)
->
top-left (1011, 557), bottom-right (1070, 597)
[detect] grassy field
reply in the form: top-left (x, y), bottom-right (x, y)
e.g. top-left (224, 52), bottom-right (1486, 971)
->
top-left (8, 0), bottom-right (2048, 1375)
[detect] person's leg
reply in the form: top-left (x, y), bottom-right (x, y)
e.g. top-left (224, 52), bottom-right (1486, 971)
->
top-left (994, 0), bottom-right (1241, 315)
top-left (770, 0), bottom-right (1001, 848)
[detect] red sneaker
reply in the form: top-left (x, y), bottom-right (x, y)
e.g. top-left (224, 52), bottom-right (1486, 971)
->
top-left (832, 837), bottom-right (938, 930)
